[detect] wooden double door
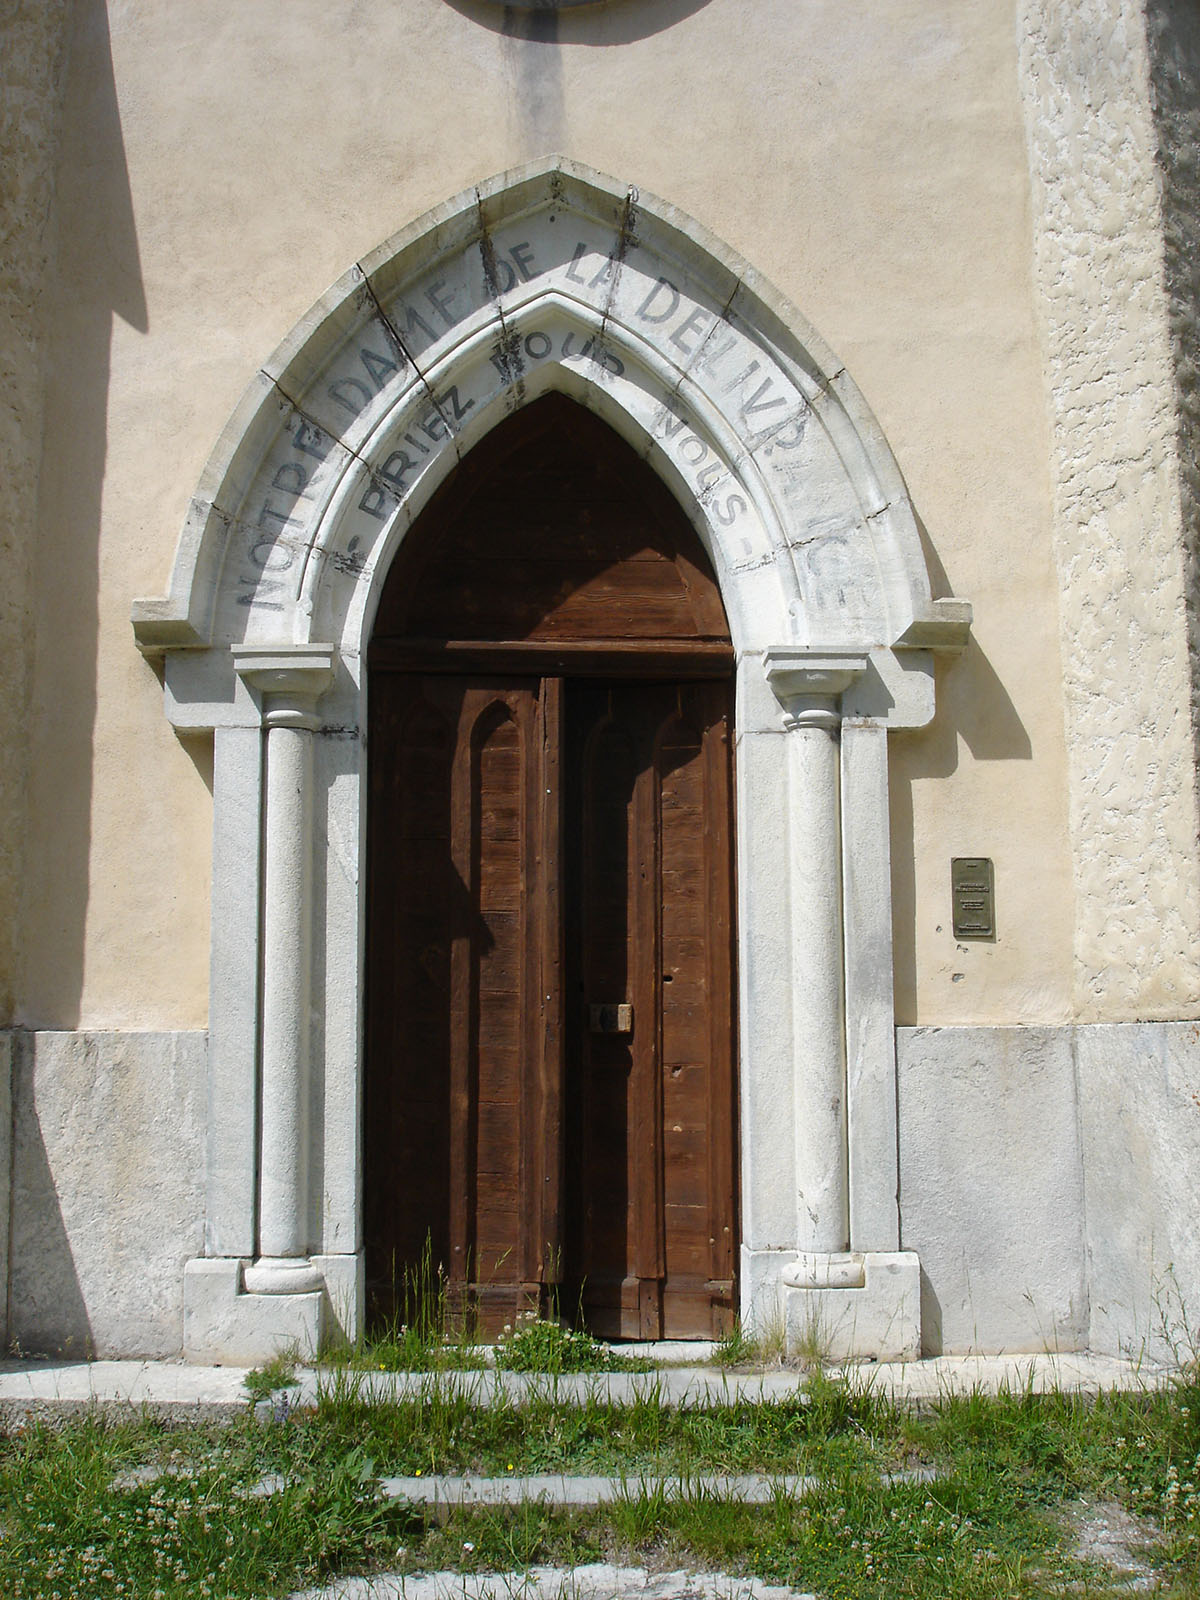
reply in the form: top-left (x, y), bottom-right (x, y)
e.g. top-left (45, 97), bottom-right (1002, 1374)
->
top-left (365, 668), bottom-right (737, 1339)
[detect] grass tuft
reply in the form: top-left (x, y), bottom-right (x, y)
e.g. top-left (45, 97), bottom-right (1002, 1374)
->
top-left (493, 1312), bottom-right (648, 1374)
top-left (242, 1345), bottom-right (300, 1405)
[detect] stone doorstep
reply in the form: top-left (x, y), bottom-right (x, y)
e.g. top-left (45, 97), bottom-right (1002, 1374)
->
top-left (253, 1351), bottom-right (1173, 1412)
top-left (0, 1350), bottom-right (1173, 1415)
top-left (287, 1565), bottom-right (818, 1600)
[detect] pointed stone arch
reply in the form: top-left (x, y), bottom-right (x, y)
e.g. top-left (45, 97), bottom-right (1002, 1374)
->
top-left (133, 158), bottom-right (968, 1362)
top-left (133, 156), bottom-right (956, 665)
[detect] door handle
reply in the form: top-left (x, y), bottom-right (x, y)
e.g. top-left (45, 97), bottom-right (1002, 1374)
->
top-left (589, 1003), bottom-right (633, 1034)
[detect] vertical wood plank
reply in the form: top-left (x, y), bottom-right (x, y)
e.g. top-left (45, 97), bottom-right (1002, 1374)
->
top-left (704, 682), bottom-right (737, 1332)
top-left (634, 694), bottom-right (664, 1337)
top-left (472, 696), bottom-right (526, 1295)
top-left (446, 684), bottom-right (475, 1296)
top-left (363, 675), bottom-right (458, 1318)
top-left (537, 677), bottom-right (566, 1293)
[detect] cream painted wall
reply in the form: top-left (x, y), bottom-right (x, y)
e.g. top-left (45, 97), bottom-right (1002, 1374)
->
top-left (19, 0), bottom-right (1136, 1029)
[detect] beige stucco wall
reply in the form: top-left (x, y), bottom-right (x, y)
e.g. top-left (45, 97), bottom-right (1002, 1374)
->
top-left (16, 0), bottom-right (1194, 1030)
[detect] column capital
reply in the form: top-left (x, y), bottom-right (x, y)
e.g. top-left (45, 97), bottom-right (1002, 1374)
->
top-left (233, 644), bottom-right (336, 730)
top-left (763, 647), bottom-right (869, 729)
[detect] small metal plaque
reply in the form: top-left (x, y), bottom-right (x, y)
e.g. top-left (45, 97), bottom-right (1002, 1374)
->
top-left (951, 857), bottom-right (995, 939)
top-left (590, 1002), bottom-right (633, 1034)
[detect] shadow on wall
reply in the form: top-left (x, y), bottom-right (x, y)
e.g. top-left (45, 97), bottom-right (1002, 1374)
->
top-left (889, 637), bottom-right (1033, 1027)
top-left (442, 0), bottom-right (716, 45)
top-left (1145, 0), bottom-right (1200, 776)
top-left (7, 1036), bottom-right (93, 1357)
top-left (919, 1263), bottom-right (943, 1356)
top-left (887, 509), bottom-right (1033, 1020)
top-left (444, 0), bottom-right (717, 151)
top-left (8, 1031), bottom-right (206, 1358)
top-left (20, 0), bottom-right (146, 1027)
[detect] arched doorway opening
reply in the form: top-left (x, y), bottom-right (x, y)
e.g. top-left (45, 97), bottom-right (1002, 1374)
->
top-left (364, 393), bottom-right (738, 1339)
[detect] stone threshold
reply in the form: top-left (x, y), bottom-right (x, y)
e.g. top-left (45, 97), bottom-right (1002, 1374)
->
top-left (0, 1350), bottom-right (1172, 1418)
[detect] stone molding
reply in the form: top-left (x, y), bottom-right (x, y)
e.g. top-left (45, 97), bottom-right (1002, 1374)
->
top-left (894, 598), bottom-right (973, 654)
top-left (232, 644), bottom-right (335, 695)
top-left (783, 1252), bottom-right (921, 1362)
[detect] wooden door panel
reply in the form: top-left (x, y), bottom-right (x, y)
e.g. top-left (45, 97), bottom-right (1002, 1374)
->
top-left (364, 684), bottom-right (455, 1296)
top-left (365, 675), bottom-right (562, 1329)
top-left (566, 679), bottom-right (736, 1340)
top-left (367, 669), bottom-right (734, 1340)
top-left (372, 395), bottom-right (733, 650)
top-left (659, 699), bottom-right (731, 1337)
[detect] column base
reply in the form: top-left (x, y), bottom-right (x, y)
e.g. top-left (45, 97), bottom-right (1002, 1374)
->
top-left (782, 1250), bottom-right (921, 1361)
top-left (183, 1258), bottom-right (323, 1364)
top-left (783, 1251), bottom-right (867, 1289)
top-left (243, 1256), bottom-right (323, 1294)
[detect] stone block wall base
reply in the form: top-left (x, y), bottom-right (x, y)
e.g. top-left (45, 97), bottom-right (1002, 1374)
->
top-left (311, 1252), bottom-right (364, 1349)
top-left (183, 1258), bottom-right (322, 1365)
top-left (783, 1251), bottom-right (921, 1361)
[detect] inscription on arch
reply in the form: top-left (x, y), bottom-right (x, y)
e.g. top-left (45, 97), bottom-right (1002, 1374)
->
top-left (136, 161), bottom-right (933, 660)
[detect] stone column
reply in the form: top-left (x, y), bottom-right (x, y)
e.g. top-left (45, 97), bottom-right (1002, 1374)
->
top-left (764, 649), bottom-right (867, 1289)
top-left (233, 645), bottom-right (334, 1294)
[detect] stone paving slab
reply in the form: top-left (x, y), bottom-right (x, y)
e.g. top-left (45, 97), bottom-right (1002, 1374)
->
top-left (110, 1463), bottom-right (939, 1505)
top-left (368, 1467), bottom-right (937, 1508)
top-left (0, 1350), bottom-right (1172, 1416)
top-left (375, 1472), bottom-right (818, 1507)
top-left (0, 1357), bottom-right (249, 1407)
top-left (289, 1564), bottom-right (815, 1600)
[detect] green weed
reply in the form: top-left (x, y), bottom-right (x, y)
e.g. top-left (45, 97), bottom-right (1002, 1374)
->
top-left (713, 1315), bottom-right (788, 1370)
top-left (0, 1412), bottom-right (410, 1599)
top-left (242, 1346), bottom-right (300, 1405)
top-left (342, 1238), bottom-right (485, 1373)
top-left (493, 1311), bottom-right (646, 1374)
